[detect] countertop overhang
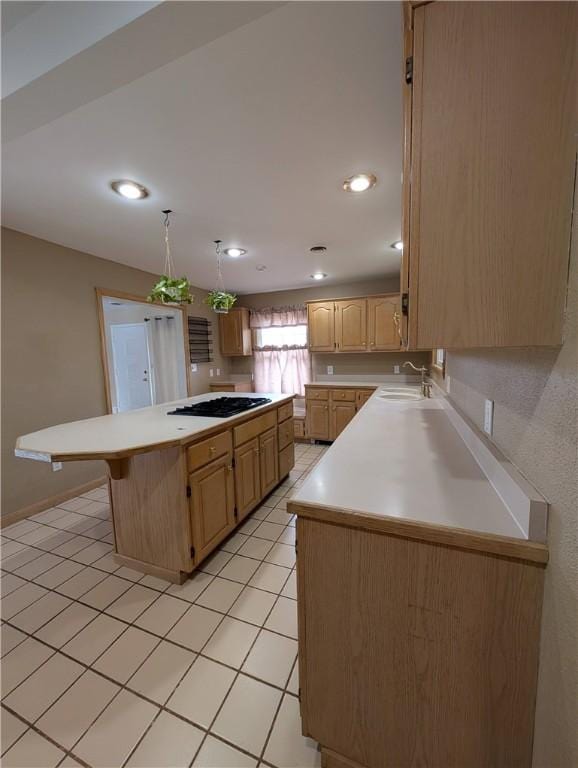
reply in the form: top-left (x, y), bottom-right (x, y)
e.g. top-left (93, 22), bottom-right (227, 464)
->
top-left (15, 392), bottom-right (293, 462)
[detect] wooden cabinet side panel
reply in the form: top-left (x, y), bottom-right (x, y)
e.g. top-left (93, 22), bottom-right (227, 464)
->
top-left (111, 447), bottom-right (191, 572)
top-left (298, 519), bottom-right (544, 768)
top-left (410, 2), bottom-right (577, 348)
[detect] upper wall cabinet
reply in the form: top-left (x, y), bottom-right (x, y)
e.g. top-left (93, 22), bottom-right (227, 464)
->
top-left (218, 308), bottom-right (252, 356)
top-left (401, 2), bottom-right (577, 349)
top-left (308, 295), bottom-right (401, 352)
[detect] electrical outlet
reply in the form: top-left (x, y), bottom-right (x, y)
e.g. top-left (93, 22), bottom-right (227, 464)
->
top-left (327, 365), bottom-right (334, 375)
top-left (446, 375), bottom-right (451, 393)
top-left (394, 365), bottom-right (400, 374)
top-left (52, 462), bottom-right (63, 472)
top-left (217, 368), bottom-right (221, 376)
top-left (190, 363), bottom-right (198, 373)
top-left (209, 368), bottom-right (214, 378)
top-left (484, 399), bottom-right (494, 436)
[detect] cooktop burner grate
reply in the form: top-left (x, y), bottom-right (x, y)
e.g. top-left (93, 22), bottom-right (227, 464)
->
top-left (167, 396), bottom-right (272, 418)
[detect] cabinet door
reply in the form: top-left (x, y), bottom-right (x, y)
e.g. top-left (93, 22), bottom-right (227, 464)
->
top-left (330, 402), bottom-right (356, 440)
top-left (219, 309), bottom-right (251, 356)
top-left (355, 390), bottom-right (373, 409)
top-left (335, 299), bottom-right (367, 351)
top-left (189, 455), bottom-right (235, 564)
top-left (368, 296), bottom-right (400, 351)
top-left (307, 302), bottom-right (335, 352)
top-left (406, 2), bottom-right (576, 348)
top-left (259, 427), bottom-right (279, 498)
top-left (234, 438), bottom-right (261, 520)
top-left (306, 401), bottom-right (330, 441)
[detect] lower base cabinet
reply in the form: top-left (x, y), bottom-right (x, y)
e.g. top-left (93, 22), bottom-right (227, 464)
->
top-left (330, 402), bottom-right (356, 439)
top-left (234, 437), bottom-right (261, 521)
top-left (188, 454), bottom-right (235, 562)
top-left (306, 387), bottom-right (376, 442)
top-left (259, 426), bottom-right (279, 497)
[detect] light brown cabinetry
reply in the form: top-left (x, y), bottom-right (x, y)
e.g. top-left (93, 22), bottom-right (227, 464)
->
top-left (334, 299), bottom-right (367, 352)
top-left (234, 438), bottom-right (261, 521)
top-left (189, 454), bottom-right (235, 563)
top-left (209, 381), bottom-right (253, 393)
top-left (306, 400), bottom-right (330, 440)
top-left (367, 296), bottom-right (400, 351)
top-left (259, 427), bottom-right (279, 498)
top-left (402, 2), bottom-right (576, 349)
top-left (307, 302), bottom-right (335, 352)
top-left (218, 308), bottom-right (252, 356)
top-left (330, 402), bottom-right (356, 441)
top-left (355, 390), bottom-right (373, 409)
top-left (305, 386), bottom-right (376, 442)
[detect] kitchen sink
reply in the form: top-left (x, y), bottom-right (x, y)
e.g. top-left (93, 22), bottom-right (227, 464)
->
top-left (378, 388), bottom-right (423, 402)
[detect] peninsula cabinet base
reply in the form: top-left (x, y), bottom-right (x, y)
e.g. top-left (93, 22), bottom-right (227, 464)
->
top-left (112, 552), bottom-right (187, 585)
top-left (294, 514), bottom-right (546, 768)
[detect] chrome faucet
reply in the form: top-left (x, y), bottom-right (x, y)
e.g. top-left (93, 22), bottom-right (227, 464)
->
top-left (403, 361), bottom-right (431, 397)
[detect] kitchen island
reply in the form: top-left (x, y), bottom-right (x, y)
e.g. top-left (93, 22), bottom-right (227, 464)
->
top-left (289, 385), bottom-right (548, 768)
top-left (16, 393), bottom-right (295, 583)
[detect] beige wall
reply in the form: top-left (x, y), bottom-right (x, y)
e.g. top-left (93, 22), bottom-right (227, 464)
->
top-left (231, 277), bottom-right (429, 377)
top-left (444, 237), bottom-right (577, 767)
top-left (1, 228), bottom-right (228, 517)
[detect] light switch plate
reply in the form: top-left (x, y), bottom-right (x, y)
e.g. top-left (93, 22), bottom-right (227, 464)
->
top-left (484, 399), bottom-right (494, 436)
top-left (217, 368), bottom-right (221, 376)
top-left (52, 462), bottom-right (63, 472)
top-left (190, 363), bottom-right (198, 373)
top-left (394, 365), bottom-right (400, 374)
top-left (327, 365), bottom-right (334, 375)
top-left (209, 368), bottom-right (214, 377)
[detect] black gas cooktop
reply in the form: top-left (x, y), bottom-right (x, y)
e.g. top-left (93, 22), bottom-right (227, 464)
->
top-left (167, 397), bottom-right (272, 418)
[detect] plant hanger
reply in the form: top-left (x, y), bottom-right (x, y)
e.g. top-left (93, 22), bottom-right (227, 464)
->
top-left (205, 239), bottom-right (237, 314)
top-left (147, 210), bottom-right (194, 305)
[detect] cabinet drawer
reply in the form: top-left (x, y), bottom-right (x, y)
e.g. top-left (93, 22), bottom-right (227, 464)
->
top-left (234, 410), bottom-right (277, 447)
top-left (278, 443), bottom-right (295, 479)
top-left (209, 384), bottom-right (236, 392)
top-left (278, 418), bottom-right (293, 451)
top-left (277, 401), bottom-right (294, 423)
top-left (330, 389), bottom-right (356, 402)
top-left (306, 388), bottom-right (329, 401)
top-left (187, 430), bottom-right (232, 472)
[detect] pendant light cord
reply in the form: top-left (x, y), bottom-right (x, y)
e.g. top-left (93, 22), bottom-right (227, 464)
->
top-left (214, 240), bottom-right (225, 293)
top-left (163, 210), bottom-right (174, 278)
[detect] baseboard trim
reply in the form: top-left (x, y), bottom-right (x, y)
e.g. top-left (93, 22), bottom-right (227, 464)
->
top-left (1, 476), bottom-right (108, 528)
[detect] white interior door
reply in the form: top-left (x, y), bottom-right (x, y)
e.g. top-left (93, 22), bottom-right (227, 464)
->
top-left (110, 323), bottom-right (153, 412)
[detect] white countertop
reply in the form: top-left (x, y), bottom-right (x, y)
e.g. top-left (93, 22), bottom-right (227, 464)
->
top-left (15, 392), bottom-right (291, 461)
top-left (293, 385), bottom-right (538, 541)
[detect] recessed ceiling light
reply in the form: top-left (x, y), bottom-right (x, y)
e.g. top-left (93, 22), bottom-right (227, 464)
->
top-left (391, 240), bottom-right (403, 251)
top-left (343, 173), bottom-right (377, 193)
top-left (310, 245), bottom-right (327, 253)
top-left (224, 247), bottom-right (247, 258)
top-left (311, 272), bottom-right (327, 280)
top-left (256, 264), bottom-right (267, 271)
top-left (111, 179), bottom-right (149, 200)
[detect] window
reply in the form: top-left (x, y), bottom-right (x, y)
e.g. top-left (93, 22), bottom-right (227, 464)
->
top-left (250, 307), bottom-right (310, 396)
top-left (188, 316), bottom-right (213, 364)
top-left (253, 324), bottom-right (308, 349)
top-left (432, 348), bottom-right (446, 377)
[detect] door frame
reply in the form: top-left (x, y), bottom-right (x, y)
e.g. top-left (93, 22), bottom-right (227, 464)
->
top-left (96, 287), bottom-right (192, 414)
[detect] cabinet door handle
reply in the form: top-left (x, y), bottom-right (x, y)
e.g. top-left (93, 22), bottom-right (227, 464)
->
top-left (209, 446), bottom-right (216, 454)
top-left (227, 464), bottom-right (233, 472)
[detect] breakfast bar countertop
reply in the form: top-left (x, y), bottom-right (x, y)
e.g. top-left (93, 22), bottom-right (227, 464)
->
top-left (15, 392), bottom-right (293, 462)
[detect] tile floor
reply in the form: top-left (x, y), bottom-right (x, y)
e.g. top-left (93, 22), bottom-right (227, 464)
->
top-left (1, 442), bottom-right (328, 768)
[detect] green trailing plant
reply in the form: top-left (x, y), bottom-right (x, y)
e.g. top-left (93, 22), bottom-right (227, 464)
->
top-left (147, 275), bottom-right (194, 305)
top-left (204, 289), bottom-right (237, 313)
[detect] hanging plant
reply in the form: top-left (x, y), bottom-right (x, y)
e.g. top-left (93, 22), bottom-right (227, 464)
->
top-left (205, 289), bottom-right (237, 313)
top-left (207, 239), bottom-right (235, 313)
top-left (147, 210), bottom-right (194, 305)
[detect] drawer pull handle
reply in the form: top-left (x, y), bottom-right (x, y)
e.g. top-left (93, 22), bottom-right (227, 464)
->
top-left (209, 446), bottom-right (216, 454)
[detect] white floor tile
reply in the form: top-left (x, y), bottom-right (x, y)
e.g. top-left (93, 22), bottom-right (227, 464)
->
top-left (1, 727), bottom-right (65, 767)
top-left (70, 540), bottom-right (110, 565)
top-left (35, 601), bottom-right (99, 648)
top-left (11, 591), bottom-right (71, 634)
top-left (51, 535), bottom-right (93, 558)
top-left (203, 617), bottom-right (259, 668)
top-left (36, 670), bottom-right (119, 749)
top-left (1, 637), bottom-right (54, 695)
top-left (34, 559), bottom-right (85, 589)
top-left (252, 521), bottom-right (286, 542)
top-left (192, 735), bottom-right (257, 767)
top-left (237, 537), bottom-right (274, 561)
top-left (1, 624), bottom-right (27, 657)
top-left (105, 583), bottom-right (159, 622)
top-left (93, 626), bottom-right (159, 683)
top-left (62, 613), bottom-right (126, 665)
top-left (91, 551), bottom-right (120, 574)
top-left (228, 586), bottom-right (277, 626)
top-left (56, 566), bottom-right (107, 599)
top-left (265, 596), bottom-right (298, 639)
top-left (195, 577), bottom-right (244, 613)
top-left (200, 549), bottom-right (233, 575)
top-left (265, 543), bottom-right (296, 569)
top-left (219, 531), bottom-right (249, 554)
top-left (126, 710), bottom-right (204, 768)
top-left (242, 629), bottom-right (297, 688)
top-left (74, 688), bottom-right (158, 768)
top-left (287, 661), bottom-right (299, 695)
top-left (265, 508), bottom-right (292, 525)
top-left (264, 694), bottom-right (321, 767)
top-left (1, 707), bottom-right (28, 753)
top-left (217, 555), bottom-right (260, 584)
top-left (166, 656), bottom-right (235, 728)
top-left (134, 593), bottom-right (189, 636)
top-left (113, 564), bottom-right (143, 582)
top-left (277, 526), bottom-right (296, 546)
top-left (1, 583), bottom-right (48, 619)
top-left (248, 563), bottom-right (291, 595)
top-left (80, 574), bottom-right (131, 609)
top-left (139, 574), bottom-right (171, 592)
top-left (0, 574), bottom-right (27, 597)
top-left (4, 651), bottom-right (83, 722)
top-left (238, 518), bottom-right (260, 535)
top-left (128, 640), bottom-right (196, 705)
top-left (167, 571), bottom-right (214, 603)
top-left (213, 674), bottom-right (281, 756)
top-left (167, 604), bottom-right (223, 652)
top-left (13, 552), bottom-right (63, 580)
top-left (280, 570), bottom-right (297, 600)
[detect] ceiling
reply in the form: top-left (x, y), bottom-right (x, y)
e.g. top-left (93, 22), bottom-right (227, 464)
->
top-left (2, 1), bottom-right (403, 294)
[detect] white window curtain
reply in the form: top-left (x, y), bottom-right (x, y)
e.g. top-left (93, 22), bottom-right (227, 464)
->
top-left (250, 306), bottom-right (310, 396)
top-left (146, 315), bottom-right (185, 404)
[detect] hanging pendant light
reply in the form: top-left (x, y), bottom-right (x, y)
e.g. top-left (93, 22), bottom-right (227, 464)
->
top-left (147, 210), bottom-right (194, 305)
top-left (205, 239), bottom-right (237, 314)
